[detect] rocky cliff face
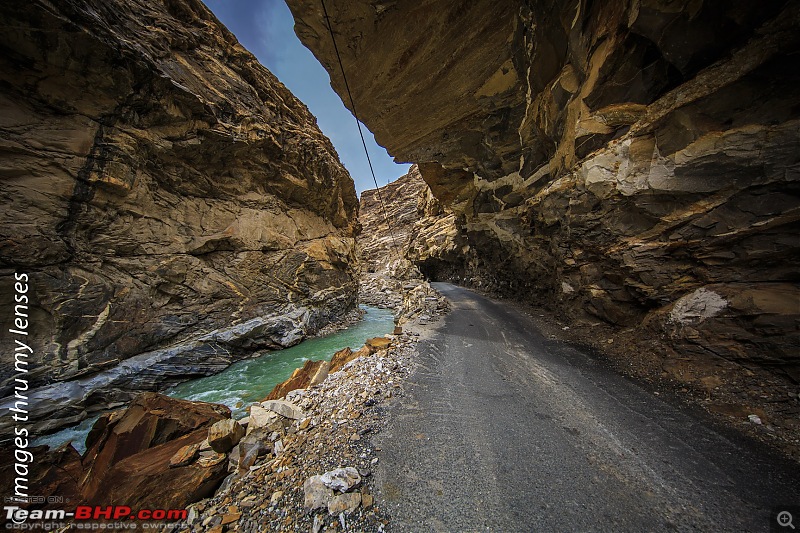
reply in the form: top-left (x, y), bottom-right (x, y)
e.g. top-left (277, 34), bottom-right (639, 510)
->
top-left (358, 165), bottom-right (426, 276)
top-left (288, 1), bottom-right (799, 390)
top-left (0, 0), bottom-right (359, 430)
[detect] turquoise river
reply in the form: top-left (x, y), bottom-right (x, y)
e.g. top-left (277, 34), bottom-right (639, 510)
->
top-left (35, 305), bottom-right (395, 454)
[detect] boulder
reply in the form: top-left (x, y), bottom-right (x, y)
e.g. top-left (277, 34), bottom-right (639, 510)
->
top-left (230, 429), bottom-right (272, 472)
top-left (247, 405), bottom-right (284, 434)
top-left (303, 475), bottom-right (334, 511)
top-left (328, 493), bottom-right (362, 515)
top-left (366, 337), bottom-right (392, 351)
top-left (208, 419), bottom-right (245, 453)
top-left (266, 360), bottom-right (330, 400)
top-left (320, 467), bottom-right (361, 493)
top-left (330, 346), bottom-right (371, 373)
top-left (78, 393), bottom-right (230, 509)
top-left (260, 399), bottom-right (305, 420)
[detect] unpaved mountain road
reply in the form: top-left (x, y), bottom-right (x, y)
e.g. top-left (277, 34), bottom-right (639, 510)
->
top-left (375, 283), bottom-right (799, 532)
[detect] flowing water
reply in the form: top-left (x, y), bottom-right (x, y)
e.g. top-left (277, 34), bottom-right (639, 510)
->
top-left (168, 306), bottom-right (394, 417)
top-left (33, 305), bottom-right (394, 454)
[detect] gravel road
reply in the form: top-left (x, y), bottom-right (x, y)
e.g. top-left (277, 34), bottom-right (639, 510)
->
top-left (375, 283), bottom-right (799, 532)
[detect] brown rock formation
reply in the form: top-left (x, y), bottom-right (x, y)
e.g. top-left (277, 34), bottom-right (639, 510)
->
top-left (0, 393), bottom-right (230, 514)
top-left (358, 166), bottom-right (427, 275)
top-left (266, 359), bottom-right (330, 400)
top-left (80, 393), bottom-right (230, 507)
top-left (0, 0), bottom-right (360, 432)
top-left (329, 340), bottom-right (391, 373)
top-left (288, 1), bottom-right (800, 388)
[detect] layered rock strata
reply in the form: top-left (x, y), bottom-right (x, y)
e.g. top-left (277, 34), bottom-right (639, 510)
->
top-left (0, 393), bottom-right (231, 513)
top-left (358, 166), bottom-right (426, 276)
top-left (288, 1), bottom-right (800, 387)
top-left (0, 0), bottom-right (359, 433)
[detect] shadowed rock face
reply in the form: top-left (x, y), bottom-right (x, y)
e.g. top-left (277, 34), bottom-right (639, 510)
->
top-left (0, 0), bottom-right (359, 427)
top-left (288, 1), bottom-right (799, 384)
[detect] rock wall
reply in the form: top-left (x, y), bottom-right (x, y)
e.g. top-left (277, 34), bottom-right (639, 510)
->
top-left (358, 165), bottom-right (426, 277)
top-left (288, 1), bottom-right (799, 386)
top-left (0, 0), bottom-right (359, 429)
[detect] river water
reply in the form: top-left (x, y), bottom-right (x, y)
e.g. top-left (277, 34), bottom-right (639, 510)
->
top-left (34, 305), bottom-right (394, 454)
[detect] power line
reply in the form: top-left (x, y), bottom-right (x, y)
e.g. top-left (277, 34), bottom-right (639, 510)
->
top-left (319, 0), bottom-right (401, 259)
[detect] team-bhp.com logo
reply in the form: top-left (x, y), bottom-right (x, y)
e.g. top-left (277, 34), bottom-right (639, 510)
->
top-left (5, 506), bottom-right (187, 522)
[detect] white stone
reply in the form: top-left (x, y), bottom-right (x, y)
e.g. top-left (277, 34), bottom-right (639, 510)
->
top-left (247, 405), bottom-right (280, 433)
top-left (669, 287), bottom-right (728, 325)
top-left (261, 399), bottom-right (305, 420)
top-left (320, 467), bottom-right (361, 493)
top-left (303, 475), bottom-right (333, 510)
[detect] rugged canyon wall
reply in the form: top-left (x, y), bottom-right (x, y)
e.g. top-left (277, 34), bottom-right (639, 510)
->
top-left (0, 0), bottom-right (359, 431)
top-left (357, 166), bottom-right (449, 322)
top-left (358, 165), bottom-right (426, 277)
top-left (288, 1), bottom-right (799, 388)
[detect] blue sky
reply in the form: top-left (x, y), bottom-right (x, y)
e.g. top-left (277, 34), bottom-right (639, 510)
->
top-left (203, 0), bottom-right (410, 195)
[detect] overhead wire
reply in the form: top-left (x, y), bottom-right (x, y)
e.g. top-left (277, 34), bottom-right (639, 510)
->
top-left (319, 0), bottom-right (401, 259)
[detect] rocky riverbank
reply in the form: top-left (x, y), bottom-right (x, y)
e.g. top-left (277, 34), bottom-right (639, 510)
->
top-left (175, 278), bottom-right (447, 532)
top-left (181, 329), bottom-right (419, 532)
top-left (0, 279), bottom-right (447, 531)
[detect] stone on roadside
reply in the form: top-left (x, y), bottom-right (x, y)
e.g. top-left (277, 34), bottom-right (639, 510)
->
top-left (361, 492), bottom-right (374, 509)
top-left (327, 492), bottom-right (361, 515)
top-left (303, 475), bottom-right (334, 510)
top-left (261, 399), bottom-right (305, 420)
top-left (208, 419), bottom-right (245, 453)
top-left (248, 405), bottom-right (283, 434)
top-left (320, 467), bottom-right (361, 493)
top-left (169, 442), bottom-right (200, 468)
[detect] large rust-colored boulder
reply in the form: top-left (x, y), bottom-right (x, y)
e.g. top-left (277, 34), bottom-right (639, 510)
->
top-left (0, 393), bottom-right (231, 514)
top-left (266, 359), bottom-right (330, 400)
top-left (330, 346), bottom-right (372, 373)
top-left (80, 393), bottom-right (230, 508)
top-left (83, 429), bottom-right (229, 509)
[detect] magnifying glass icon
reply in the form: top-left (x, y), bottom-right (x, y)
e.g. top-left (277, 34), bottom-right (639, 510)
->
top-left (778, 511), bottom-right (795, 529)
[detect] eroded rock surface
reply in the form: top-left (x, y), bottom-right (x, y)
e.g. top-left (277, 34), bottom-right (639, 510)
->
top-left (0, 393), bottom-right (231, 514)
top-left (0, 0), bottom-right (359, 432)
top-left (288, 1), bottom-right (800, 389)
